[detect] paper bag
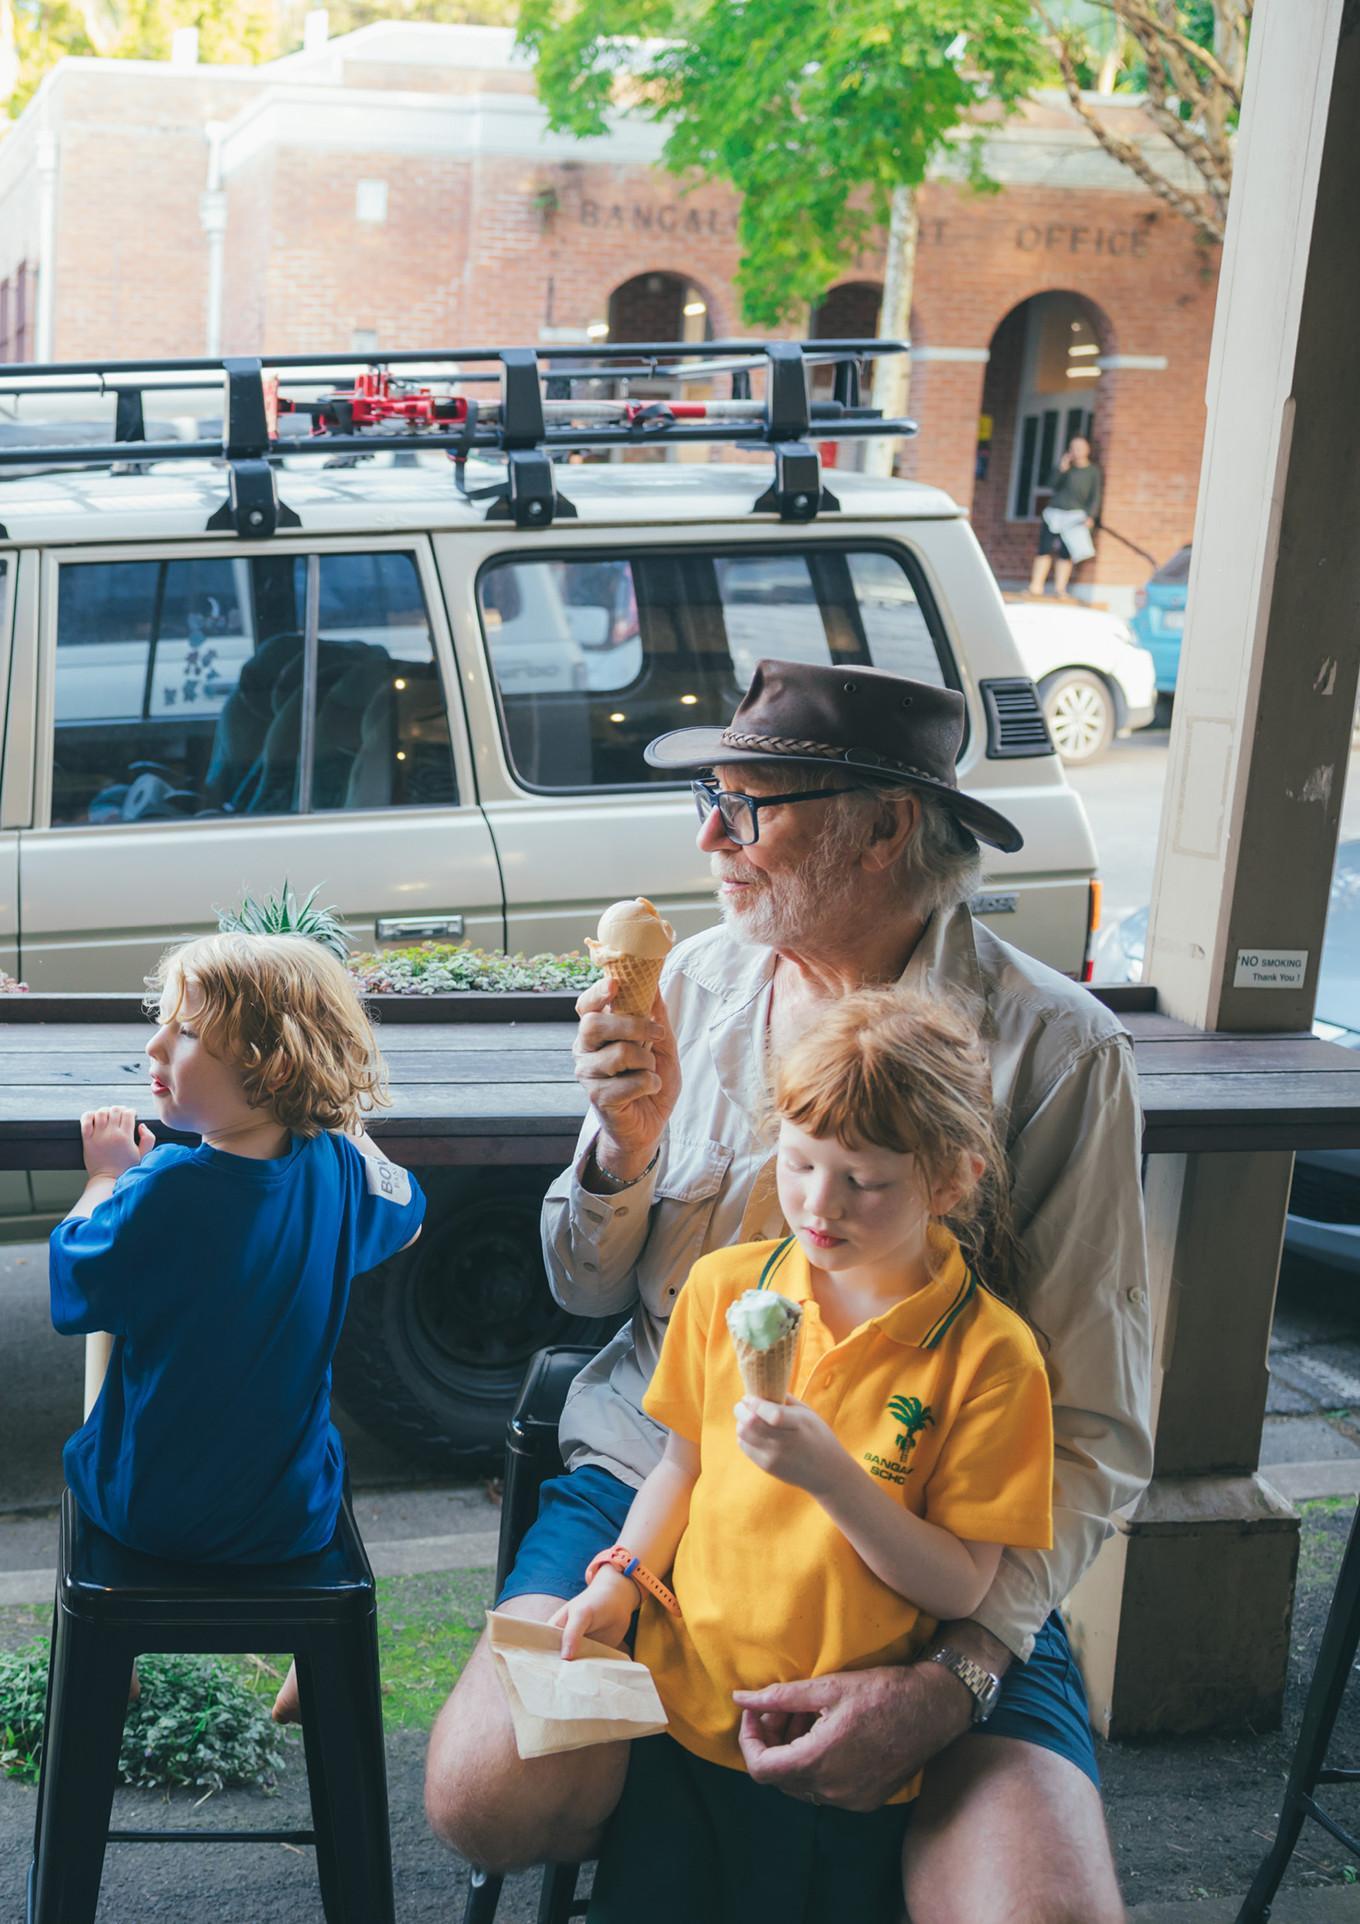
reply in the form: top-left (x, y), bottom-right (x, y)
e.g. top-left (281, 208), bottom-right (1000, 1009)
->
top-left (485, 1610), bottom-right (668, 1759)
top-left (1042, 504), bottom-right (1095, 563)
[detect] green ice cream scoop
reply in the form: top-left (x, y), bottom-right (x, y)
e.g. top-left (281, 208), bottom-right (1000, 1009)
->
top-left (726, 1289), bottom-right (801, 1351)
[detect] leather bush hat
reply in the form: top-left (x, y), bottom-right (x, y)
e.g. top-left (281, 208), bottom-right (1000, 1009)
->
top-left (645, 658), bottom-right (1024, 854)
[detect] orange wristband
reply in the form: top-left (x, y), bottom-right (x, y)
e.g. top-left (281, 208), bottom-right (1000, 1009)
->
top-left (584, 1545), bottom-right (682, 1618)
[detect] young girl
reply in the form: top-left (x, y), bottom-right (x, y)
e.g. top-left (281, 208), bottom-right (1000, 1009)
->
top-left (50, 929), bottom-right (425, 1573)
top-left (553, 988), bottom-right (1053, 1923)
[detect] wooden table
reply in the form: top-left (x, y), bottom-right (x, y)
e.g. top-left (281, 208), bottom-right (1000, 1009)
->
top-left (3, 987), bottom-right (1360, 1167)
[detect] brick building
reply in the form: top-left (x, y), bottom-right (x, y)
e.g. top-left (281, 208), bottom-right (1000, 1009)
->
top-left (0, 21), bottom-right (1220, 602)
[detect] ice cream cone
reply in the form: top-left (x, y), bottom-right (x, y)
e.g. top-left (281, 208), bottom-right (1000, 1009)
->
top-left (585, 899), bottom-right (675, 1017)
top-left (732, 1325), bottom-right (801, 1404)
top-left (587, 946), bottom-right (667, 1017)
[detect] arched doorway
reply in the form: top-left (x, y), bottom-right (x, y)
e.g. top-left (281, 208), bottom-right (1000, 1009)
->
top-left (595, 272), bottom-right (716, 463)
top-left (809, 281), bottom-right (888, 470)
top-left (971, 291), bottom-right (1112, 586)
top-left (810, 281), bottom-right (882, 341)
top-left (604, 272), bottom-right (714, 346)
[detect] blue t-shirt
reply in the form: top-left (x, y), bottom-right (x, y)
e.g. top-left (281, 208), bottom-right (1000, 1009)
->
top-left (50, 1133), bottom-right (426, 1564)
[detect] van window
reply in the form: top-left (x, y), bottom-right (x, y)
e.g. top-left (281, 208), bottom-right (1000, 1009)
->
top-left (50, 551), bottom-right (457, 826)
top-left (477, 544), bottom-right (953, 791)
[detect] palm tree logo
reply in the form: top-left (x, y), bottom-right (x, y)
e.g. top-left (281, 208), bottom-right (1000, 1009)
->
top-left (888, 1395), bottom-right (935, 1462)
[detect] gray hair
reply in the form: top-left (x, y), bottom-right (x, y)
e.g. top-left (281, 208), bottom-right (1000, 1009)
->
top-left (890, 785), bottom-right (983, 917)
top-left (823, 782), bottom-right (982, 919)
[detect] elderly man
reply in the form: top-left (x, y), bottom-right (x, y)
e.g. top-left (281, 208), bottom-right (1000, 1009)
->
top-left (426, 660), bottom-right (1151, 1924)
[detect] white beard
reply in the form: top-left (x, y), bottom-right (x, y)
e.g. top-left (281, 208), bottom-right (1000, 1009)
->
top-left (713, 847), bottom-right (866, 952)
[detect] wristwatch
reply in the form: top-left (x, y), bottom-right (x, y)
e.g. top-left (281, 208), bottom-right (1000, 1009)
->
top-left (926, 1646), bottom-right (1004, 1725)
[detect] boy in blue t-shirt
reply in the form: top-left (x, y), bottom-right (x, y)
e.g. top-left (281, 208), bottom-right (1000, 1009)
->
top-left (51, 929), bottom-right (425, 1574)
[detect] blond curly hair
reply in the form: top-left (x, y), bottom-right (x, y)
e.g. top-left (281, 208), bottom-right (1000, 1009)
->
top-left (146, 931), bottom-right (389, 1137)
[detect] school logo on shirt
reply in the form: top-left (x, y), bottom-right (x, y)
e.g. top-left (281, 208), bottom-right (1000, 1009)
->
top-left (862, 1395), bottom-right (935, 1485)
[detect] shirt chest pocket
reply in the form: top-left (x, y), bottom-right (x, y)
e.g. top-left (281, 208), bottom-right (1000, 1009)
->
top-left (637, 1133), bottom-right (733, 1321)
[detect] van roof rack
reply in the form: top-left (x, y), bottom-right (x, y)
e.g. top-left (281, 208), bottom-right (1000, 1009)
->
top-left (0, 339), bottom-right (914, 536)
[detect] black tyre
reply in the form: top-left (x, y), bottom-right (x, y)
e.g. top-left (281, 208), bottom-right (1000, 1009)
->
top-left (332, 1166), bottom-right (622, 1468)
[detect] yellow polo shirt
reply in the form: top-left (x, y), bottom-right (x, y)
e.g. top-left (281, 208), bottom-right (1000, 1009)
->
top-left (637, 1229), bottom-right (1053, 1801)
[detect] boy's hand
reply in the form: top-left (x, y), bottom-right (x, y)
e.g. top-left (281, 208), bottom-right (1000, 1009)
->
top-left (81, 1107), bottom-right (154, 1180)
top-left (735, 1396), bottom-right (848, 1498)
top-left (549, 1569), bottom-right (638, 1660)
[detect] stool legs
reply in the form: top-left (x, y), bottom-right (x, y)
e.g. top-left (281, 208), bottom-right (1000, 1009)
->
top-left (295, 1617), bottom-right (396, 1924)
top-left (295, 1651), bottom-right (343, 1922)
top-left (1237, 1504), bottom-right (1360, 1922)
top-left (462, 1864), bottom-right (505, 1923)
top-left (537, 1859), bottom-right (582, 1923)
top-left (30, 1608), bottom-right (135, 1924)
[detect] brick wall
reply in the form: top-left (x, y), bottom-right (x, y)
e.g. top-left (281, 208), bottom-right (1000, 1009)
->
top-left (51, 72), bottom-right (262, 360)
top-left (909, 180), bottom-right (1215, 588)
top-left (28, 62), bottom-right (1217, 592)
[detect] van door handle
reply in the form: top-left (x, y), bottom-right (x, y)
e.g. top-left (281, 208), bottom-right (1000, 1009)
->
top-left (376, 914), bottom-right (465, 943)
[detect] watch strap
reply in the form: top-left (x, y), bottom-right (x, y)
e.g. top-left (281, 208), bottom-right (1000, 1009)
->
top-left (926, 1646), bottom-right (1002, 1724)
top-left (584, 1545), bottom-right (682, 1617)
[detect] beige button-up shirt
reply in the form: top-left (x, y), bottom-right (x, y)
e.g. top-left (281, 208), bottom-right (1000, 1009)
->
top-left (542, 904), bottom-right (1152, 1661)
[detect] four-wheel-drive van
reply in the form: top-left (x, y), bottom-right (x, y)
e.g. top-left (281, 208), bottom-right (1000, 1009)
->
top-left (0, 342), bottom-right (1100, 1457)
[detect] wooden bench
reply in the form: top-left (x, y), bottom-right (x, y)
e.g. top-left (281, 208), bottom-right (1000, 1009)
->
top-left (1, 986), bottom-right (1360, 1169)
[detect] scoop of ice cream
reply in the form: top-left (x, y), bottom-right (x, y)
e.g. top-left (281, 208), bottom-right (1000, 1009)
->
top-left (594, 897), bottom-right (675, 960)
top-left (726, 1289), bottom-right (802, 1352)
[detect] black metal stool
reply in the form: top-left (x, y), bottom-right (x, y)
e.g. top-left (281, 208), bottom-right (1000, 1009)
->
top-left (463, 1344), bottom-right (597, 1924)
top-left (28, 1486), bottom-right (394, 1924)
top-left (1237, 1499), bottom-right (1360, 1920)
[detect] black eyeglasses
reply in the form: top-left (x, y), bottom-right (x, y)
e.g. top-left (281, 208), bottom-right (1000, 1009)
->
top-left (691, 777), bottom-right (862, 846)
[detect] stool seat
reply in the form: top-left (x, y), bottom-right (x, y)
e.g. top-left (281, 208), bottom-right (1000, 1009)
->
top-left (63, 1488), bottom-right (376, 1625)
top-left (29, 1488), bottom-right (395, 1924)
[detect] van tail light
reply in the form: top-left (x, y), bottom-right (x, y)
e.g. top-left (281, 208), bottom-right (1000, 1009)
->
top-left (1134, 588), bottom-right (1147, 612)
top-left (1082, 878), bottom-right (1103, 984)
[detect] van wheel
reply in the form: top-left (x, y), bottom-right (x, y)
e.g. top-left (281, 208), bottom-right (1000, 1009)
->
top-left (332, 1167), bottom-right (620, 1469)
top-left (1040, 670), bottom-right (1116, 766)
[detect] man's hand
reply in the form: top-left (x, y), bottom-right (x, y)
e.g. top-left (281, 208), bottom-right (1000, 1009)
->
top-left (734, 1396), bottom-right (847, 1498)
top-left (81, 1107), bottom-right (154, 1181)
top-left (733, 1661), bottom-right (974, 1811)
top-left (573, 976), bottom-right (680, 1180)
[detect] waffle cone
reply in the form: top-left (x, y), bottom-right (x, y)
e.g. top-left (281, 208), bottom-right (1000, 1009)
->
top-left (587, 945), bottom-right (666, 1017)
top-left (732, 1326), bottom-right (800, 1404)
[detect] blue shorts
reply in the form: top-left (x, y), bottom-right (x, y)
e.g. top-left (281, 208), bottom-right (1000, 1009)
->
top-left (499, 1465), bottom-right (1099, 1792)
